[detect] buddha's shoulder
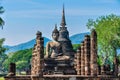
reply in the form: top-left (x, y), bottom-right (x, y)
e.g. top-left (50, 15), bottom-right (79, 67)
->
top-left (47, 41), bottom-right (54, 44)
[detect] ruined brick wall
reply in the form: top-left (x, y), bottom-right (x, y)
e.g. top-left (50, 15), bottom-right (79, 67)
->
top-left (76, 29), bottom-right (98, 76)
top-left (80, 41), bottom-right (85, 75)
top-left (31, 31), bottom-right (44, 75)
top-left (90, 29), bottom-right (98, 76)
top-left (84, 35), bottom-right (90, 75)
top-left (76, 48), bottom-right (81, 75)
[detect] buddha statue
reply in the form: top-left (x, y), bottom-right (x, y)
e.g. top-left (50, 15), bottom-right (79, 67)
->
top-left (45, 25), bottom-right (70, 60)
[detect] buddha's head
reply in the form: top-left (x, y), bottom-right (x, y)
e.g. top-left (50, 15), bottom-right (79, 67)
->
top-left (52, 25), bottom-right (59, 41)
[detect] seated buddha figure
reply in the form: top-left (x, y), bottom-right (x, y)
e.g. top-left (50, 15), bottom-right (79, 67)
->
top-left (45, 25), bottom-right (70, 60)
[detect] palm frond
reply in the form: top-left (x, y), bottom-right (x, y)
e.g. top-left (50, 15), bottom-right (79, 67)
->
top-left (0, 17), bottom-right (4, 29)
top-left (0, 6), bottom-right (4, 14)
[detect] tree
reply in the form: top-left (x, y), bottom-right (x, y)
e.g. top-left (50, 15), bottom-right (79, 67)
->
top-left (0, 38), bottom-right (6, 54)
top-left (0, 6), bottom-right (4, 29)
top-left (3, 49), bottom-right (32, 71)
top-left (0, 3), bottom-right (6, 74)
top-left (0, 53), bottom-right (7, 72)
top-left (72, 44), bottom-right (80, 51)
top-left (0, 38), bottom-right (7, 72)
top-left (16, 60), bottom-right (28, 74)
top-left (86, 14), bottom-right (120, 65)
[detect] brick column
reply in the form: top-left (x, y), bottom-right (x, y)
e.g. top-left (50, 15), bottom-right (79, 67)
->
top-left (74, 53), bottom-right (77, 70)
top-left (31, 31), bottom-right (44, 76)
top-left (76, 47), bottom-right (81, 75)
top-left (90, 29), bottom-right (98, 76)
top-left (84, 35), bottom-right (90, 75)
top-left (81, 41), bottom-right (85, 75)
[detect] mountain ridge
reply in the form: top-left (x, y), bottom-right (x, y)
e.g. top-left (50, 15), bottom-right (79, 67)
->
top-left (5, 32), bottom-right (90, 54)
top-left (5, 37), bottom-right (51, 54)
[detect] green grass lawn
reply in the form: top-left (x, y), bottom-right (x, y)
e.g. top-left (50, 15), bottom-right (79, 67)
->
top-left (0, 77), bottom-right (4, 80)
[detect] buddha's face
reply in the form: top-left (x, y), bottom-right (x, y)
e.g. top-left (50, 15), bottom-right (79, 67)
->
top-left (52, 33), bottom-right (59, 41)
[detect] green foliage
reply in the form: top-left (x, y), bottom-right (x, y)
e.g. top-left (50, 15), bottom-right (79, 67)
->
top-left (0, 6), bottom-right (5, 29)
top-left (0, 3), bottom-right (6, 75)
top-left (72, 44), bottom-right (80, 51)
top-left (87, 14), bottom-right (120, 65)
top-left (3, 49), bottom-right (32, 71)
top-left (16, 60), bottom-right (28, 72)
top-left (97, 56), bottom-right (103, 66)
top-left (0, 38), bottom-right (6, 54)
top-left (0, 77), bottom-right (4, 80)
top-left (0, 38), bottom-right (7, 72)
top-left (0, 53), bottom-right (7, 72)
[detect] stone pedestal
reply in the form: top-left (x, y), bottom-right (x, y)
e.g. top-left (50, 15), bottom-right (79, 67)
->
top-left (44, 59), bottom-right (76, 75)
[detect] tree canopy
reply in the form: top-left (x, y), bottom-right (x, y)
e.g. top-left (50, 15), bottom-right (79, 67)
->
top-left (0, 38), bottom-right (7, 72)
top-left (87, 14), bottom-right (120, 65)
top-left (3, 49), bottom-right (32, 71)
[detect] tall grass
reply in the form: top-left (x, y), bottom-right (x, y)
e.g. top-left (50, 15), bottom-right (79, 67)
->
top-left (0, 77), bottom-right (4, 80)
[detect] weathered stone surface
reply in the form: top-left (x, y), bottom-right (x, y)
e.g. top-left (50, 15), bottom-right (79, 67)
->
top-left (31, 31), bottom-right (44, 76)
top-left (58, 5), bottom-right (75, 57)
top-left (81, 41), bottom-right (85, 75)
top-left (84, 35), bottom-right (90, 75)
top-left (76, 48), bottom-right (81, 75)
top-left (4, 75), bottom-right (120, 80)
top-left (45, 25), bottom-right (71, 60)
top-left (90, 29), bottom-right (98, 76)
top-left (7, 63), bottom-right (16, 76)
top-left (43, 6), bottom-right (76, 75)
top-left (44, 59), bottom-right (76, 75)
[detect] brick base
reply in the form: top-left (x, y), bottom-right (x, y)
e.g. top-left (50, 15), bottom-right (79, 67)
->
top-left (4, 75), bottom-right (43, 80)
top-left (4, 75), bottom-right (120, 80)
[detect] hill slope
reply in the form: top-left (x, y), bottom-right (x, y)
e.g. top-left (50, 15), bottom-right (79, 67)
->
top-left (70, 32), bottom-right (90, 44)
top-left (5, 37), bottom-right (51, 54)
top-left (5, 32), bottom-right (90, 54)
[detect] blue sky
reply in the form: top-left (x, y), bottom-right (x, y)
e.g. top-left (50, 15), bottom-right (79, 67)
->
top-left (0, 0), bottom-right (120, 46)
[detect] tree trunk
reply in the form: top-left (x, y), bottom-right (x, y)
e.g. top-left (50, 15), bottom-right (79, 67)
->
top-left (113, 47), bottom-right (118, 76)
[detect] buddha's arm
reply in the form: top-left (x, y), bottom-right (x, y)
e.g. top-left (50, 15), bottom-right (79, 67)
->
top-left (45, 42), bottom-right (50, 58)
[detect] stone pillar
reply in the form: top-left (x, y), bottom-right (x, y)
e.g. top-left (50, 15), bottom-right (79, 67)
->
top-left (97, 65), bottom-right (101, 75)
top-left (84, 35), bottom-right (90, 75)
top-left (31, 31), bottom-right (44, 76)
top-left (74, 53), bottom-right (77, 70)
top-left (90, 29), bottom-right (98, 76)
top-left (101, 65), bottom-right (105, 75)
top-left (76, 47), bottom-right (81, 75)
top-left (7, 63), bottom-right (16, 76)
top-left (81, 41), bottom-right (85, 75)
